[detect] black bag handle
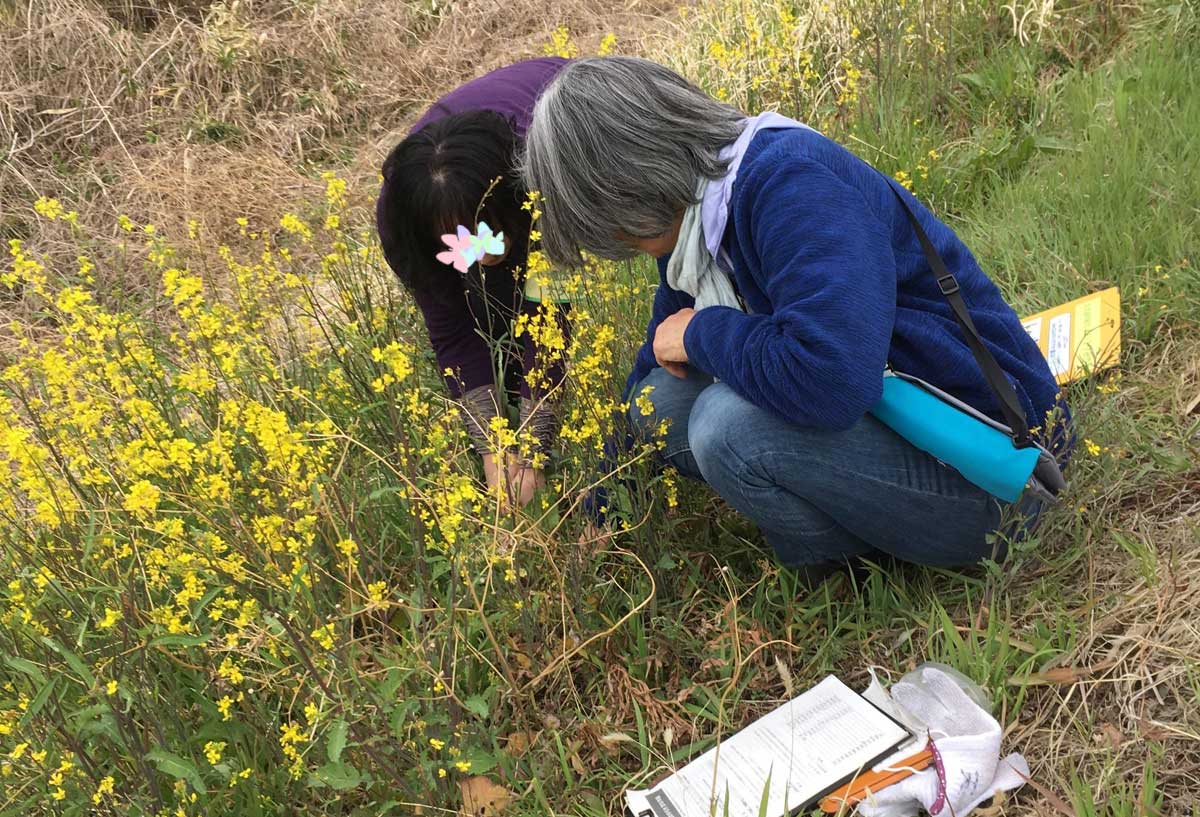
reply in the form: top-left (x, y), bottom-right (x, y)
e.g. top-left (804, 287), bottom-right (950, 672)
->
top-left (886, 181), bottom-right (1034, 448)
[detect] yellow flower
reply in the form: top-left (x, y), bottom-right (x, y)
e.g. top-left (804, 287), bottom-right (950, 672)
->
top-left (370, 342), bottom-right (414, 391)
top-left (429, 737), bottom-right (445, 750)
top-left (204, 741), bottom-right (226, 764)
top-left (280, 213), bottom-right (313, 241)
top-left (455, 760), bottom-right (472, 773)
top-left (311, 622), bottom-right (335, 650)
top-left (123, 479), bottom-right (161, 516)
top-left (99, 607), bottom-right (122, 629)
top-left (634, 384), bottom-right (656, 418)
top-left (34, 197), bottom-right (65, 220)
top-left (598, 32), bottom-right (617, 55)
top-left (106, 680), bottom-right (119, 695)
top-left (543, 25), bottom-right (578, 58)
top-left (93, 775), bottom-right (115, 804)
top-left (1083, 439), bottom-right (1102, 457)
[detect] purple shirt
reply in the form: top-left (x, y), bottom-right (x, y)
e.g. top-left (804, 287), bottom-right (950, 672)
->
top-left (379, 58), bottom-right (570, 402)
top-left (408, 57), bottom-right (569, 139)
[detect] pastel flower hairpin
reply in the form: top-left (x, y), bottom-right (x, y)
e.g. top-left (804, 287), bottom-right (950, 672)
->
top-left (436, 222), bottom-right (506, 273)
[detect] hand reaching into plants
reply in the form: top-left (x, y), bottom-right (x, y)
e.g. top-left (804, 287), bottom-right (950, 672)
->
top-left (507, 460), bottom-right (544, 508)
top-left (483, 453), bottom-right (544, 509)
top-left (576, 520), bottom-right (614, 550)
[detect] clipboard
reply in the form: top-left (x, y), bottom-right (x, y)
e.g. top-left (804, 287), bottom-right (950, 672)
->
top-left (622, 676), bottom-right (914, 817)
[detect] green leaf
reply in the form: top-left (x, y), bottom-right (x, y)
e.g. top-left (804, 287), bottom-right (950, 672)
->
top-left (428, 557), bottom-right (450, 581)
top-left (192, 586), bottom-right (225, 622)
top-left (309, 761), bottom-right (363, 790)
top-left (378, 667), bottom-right (405, 701)
top-left (462, 746), bottom-right (497, 775)
top-left (145, 748), bottom-right (206, 794)
top-left (20, 678), bottom-right (57, 727)
top-left (41, 637), bottom-right (96, 688)
top-left (149, 634), bottom-right (210, 649)
top-left (367, 485), bottom-right (401, 502)
top-left (327, 719), bottom-right (349, 763)
top-left (5, 656), bottom-right (47, 685)
top-left (757, 765), bottom-right (773, 817)
top-left (462, 695), bottom-right (489, 720)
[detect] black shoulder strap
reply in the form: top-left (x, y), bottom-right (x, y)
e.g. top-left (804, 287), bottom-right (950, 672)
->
top-left (886, 181), bottom-right (1033, 448)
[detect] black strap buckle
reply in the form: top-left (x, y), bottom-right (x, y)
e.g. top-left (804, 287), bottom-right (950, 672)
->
top-left (936, 273), bottom-right (960, 296)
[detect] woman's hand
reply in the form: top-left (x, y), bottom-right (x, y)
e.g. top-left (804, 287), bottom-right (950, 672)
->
top-left (577, 520), bottom-right (613, 550)
top-left (507, 460), bottom-right (545, 508)
top-left (653, 308), bottom-right (695, 378)
top-left (484, 453), bottom-right (544, 510)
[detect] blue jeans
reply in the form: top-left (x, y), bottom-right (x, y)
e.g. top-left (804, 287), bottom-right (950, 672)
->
top-left (629, 368), bottom-right (1043, 568)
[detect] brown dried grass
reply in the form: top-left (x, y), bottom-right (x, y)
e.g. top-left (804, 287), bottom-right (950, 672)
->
top-left (0, 0), bottom-right (675, 248)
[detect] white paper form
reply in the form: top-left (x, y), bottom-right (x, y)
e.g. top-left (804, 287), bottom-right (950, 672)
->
top-left (1021, 317), bottom-right (1043, 345)
top-left (625, 676), bottom-right (910, 817)
top-left (1047, 313), bottom-right (1072, 377)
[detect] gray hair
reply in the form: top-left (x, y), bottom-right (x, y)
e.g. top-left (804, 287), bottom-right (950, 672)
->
top-left (520, 56), bottom-right (746, 266)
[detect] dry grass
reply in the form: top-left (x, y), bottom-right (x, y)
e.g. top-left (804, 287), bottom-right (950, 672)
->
top-left (1, 0), bottom-right (675, 246)
top-left (1009, 344), bottom-right (1200, 810)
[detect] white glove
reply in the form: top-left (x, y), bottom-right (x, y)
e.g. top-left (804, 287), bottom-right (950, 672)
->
top-left (856, 667), bottom-right (1029, 817)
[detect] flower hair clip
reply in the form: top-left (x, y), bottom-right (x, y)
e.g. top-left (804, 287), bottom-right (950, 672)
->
top-left (436, 222), bottom-right (506, 273)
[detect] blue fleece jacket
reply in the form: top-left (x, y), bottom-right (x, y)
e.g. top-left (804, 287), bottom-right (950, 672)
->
top-left (626, 127), bottom-right (1070, 455)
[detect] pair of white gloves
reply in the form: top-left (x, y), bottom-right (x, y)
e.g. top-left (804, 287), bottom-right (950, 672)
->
top-left (855, 665), bottom-right (1030, 817)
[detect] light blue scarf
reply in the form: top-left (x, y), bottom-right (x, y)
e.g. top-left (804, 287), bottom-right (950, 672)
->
top-left (664, 112), bottom-right (813, 312)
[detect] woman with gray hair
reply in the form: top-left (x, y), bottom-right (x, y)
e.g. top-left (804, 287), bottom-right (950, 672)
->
top-left (523, 57), bottom-right (1070, 579)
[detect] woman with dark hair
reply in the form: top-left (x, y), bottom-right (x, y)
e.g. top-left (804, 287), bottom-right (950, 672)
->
top-left (523, 57), bottom-right (1071, 578)
top-left (377, 57), bottom-right (570, 507)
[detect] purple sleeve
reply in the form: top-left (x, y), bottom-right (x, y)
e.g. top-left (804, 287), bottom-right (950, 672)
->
top-left (410, 284), bottom-right (496, 399)
top-left (519, 299), bottom-right (571, 400)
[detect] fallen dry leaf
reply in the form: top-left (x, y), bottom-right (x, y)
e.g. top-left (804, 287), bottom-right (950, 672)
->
top-left (1008, 666), bottom-right (1090, 686)
top-left (1185, 388), bottom-right (1200, 416)
top-left (459, 776), bottom-right (513, 817)
top-left (1097, 722), bottom-right (1126, 749)
top-left (502, 730), bottom-right (537, 757)
top-left (567, 739), bottom-right (587, 775)
top-left (1136, 718), bottom-right (1177, 742)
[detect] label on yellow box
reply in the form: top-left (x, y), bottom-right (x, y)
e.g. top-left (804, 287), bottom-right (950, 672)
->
top-left (1020, 287), bottom-right (1121, 385)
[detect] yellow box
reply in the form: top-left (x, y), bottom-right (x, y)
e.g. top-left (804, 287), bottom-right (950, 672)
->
top-left (1019, 287), bottom-right (1121, 385)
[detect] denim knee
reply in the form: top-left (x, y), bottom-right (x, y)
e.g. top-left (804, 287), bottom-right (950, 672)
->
top-left (687, 384), bottom-right (758, 485)
top-left (628, 368), bottom-right (712, 477)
